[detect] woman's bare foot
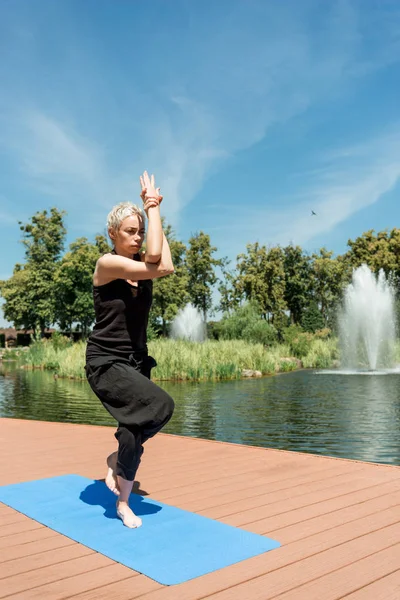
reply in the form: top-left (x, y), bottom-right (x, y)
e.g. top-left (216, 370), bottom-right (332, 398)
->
top-left (106, 452), bottom-right (120, 496)
top-left (116, 500), bottom-right (142, 528)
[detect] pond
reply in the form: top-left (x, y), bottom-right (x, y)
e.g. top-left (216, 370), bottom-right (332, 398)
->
top-left (1, 363), bottom-right (399, 466)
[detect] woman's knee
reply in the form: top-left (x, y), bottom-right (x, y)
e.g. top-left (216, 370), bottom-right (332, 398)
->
top-left (161, 390), bottom-right (175, 421)
top-left (165, 392), bottom-right (175, 418)
top-left (151, 389), bottom-right (174, 428)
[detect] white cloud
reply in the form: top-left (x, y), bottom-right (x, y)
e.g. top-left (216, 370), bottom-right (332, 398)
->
top-left (22, 113), bottom-right (100, 180)
top-left (3, 112), bottom-right (108, 204)
top-left (118, 0), bottom-right (400, 223)
top-left (0, 0), bottom-right (399, 232)
top-left (223, 128), bottom-right (400, 250)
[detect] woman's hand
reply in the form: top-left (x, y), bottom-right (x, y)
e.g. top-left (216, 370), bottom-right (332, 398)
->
top-left (143, 197), bottom-right (159, 217)
top-left (140, 171), bottom-right (163, 214)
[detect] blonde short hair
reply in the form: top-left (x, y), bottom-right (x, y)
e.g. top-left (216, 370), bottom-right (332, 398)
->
top-left (107, 202), bottom-right (145, 240)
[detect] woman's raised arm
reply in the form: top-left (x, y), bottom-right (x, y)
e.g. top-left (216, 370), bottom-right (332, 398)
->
top-left (140, 171), bottom-right (163, 263)
top-left (96, 252), bottom-right (173, 283)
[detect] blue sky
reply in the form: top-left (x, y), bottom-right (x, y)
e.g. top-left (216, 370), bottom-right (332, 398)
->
top-left (1, 0), bottom-right (400, 326)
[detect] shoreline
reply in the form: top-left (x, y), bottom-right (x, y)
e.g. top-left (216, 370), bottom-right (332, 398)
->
top-left (1, 354), bottom-right (338, 382)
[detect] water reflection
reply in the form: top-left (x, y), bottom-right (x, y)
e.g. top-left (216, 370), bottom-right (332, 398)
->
top-left (1, 364), bottom-right (399, 465)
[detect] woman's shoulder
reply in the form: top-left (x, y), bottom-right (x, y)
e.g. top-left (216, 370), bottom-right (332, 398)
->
top-left (96, 252), bottom-right (115, 268)
top-left (93, 252), bottom-right (120, 287)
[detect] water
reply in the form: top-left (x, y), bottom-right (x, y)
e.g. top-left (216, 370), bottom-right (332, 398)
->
top-left (339, 264), bottom-right (397, 370)
top-left (1, 363), bottom-right (399, 466)
top-left (170, 304), bottom-right (206, 342)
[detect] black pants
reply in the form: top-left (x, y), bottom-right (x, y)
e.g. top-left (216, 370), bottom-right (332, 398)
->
top-left (85, 353), bottom-right (174, 481)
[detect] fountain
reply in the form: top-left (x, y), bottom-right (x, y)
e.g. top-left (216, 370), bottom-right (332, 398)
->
top-left (339, 264), bottom-right (397, 371)
top-left (170, 303), bottom-right (206, 342)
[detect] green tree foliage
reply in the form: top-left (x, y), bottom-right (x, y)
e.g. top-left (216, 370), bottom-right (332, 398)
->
top-left (235, 243), bottom-right (269, 316)
top-left (217, 302), bottom-right (278, 346)
top-left (234, 243), bottom-right (287, 327)
top-left (264, 246), bottom-right (288, 329)
top-left (3, 203), bottom-right (400, 345)
top-left (1, 208), bottom-right (66, 336)
top-left (186, 231), bottom-right (224, 321)
top-left (310, 248), bottom-right (347, 327)
top-left (218, 259), bottom-right (241, 313)
top-left (53, 235), bottom-right (111, 336)
top-left (301, 302), bottom-right (325, 333)
top-left (0, 265), bottom-right (37, 331)
top-left (95, 234), bottom-right (113, 256)
top-left (149, 222), bottom-right (189, 336)
top-left (344, 228), bottom-right (400, 284)
top-left (283, 244), bottom-right (312, 324)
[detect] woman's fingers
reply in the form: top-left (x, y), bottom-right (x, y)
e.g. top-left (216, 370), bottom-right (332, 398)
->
top-left (144, 197), bottom-right (159, 209)
top-left (144, 171), bottom-right (151, 189)
top-left (140, 172), bottom-right (161, 203)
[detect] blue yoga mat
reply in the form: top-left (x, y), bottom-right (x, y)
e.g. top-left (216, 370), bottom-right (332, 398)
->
top-left (0, 474), bottom-right (280, 585)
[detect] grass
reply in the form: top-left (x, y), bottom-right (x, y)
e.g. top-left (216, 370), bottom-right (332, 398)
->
top-left (9, 335), bottom-right (344, 381)
top-left (301, 337), bottom-right (339, 369)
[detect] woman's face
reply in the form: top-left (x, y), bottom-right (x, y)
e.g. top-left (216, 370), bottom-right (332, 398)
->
top-left (111, 215), bottom-right (145, 257)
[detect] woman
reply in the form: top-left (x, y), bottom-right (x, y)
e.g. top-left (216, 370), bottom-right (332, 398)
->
top-left (85, 171), bottom-right (175, 528)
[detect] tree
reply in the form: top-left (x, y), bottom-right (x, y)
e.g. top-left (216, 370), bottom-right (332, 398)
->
top-left (283, 244), bottom-right (312, 324)
top-left (310, 248), bottom-right (347, 326)
top-left (235, 243), bottom-right (271, 318)
top-left (234, 243), bottom-right (287, 326)
top-left (0, 264), bottom-right (37, 331)
top-left (218, 259), bottom-right (241, 313)
top-left (264, 246), bottom-right (288, 328)
top-left (53, 235), bottom-right (111, 336)
top-left (344, 229), bottom-right (377, 268)
top-left (149, 222), bottom-right (189, 336)
top-left (1, 208), bottom-right (66, 335)
top-left (301, 302), bottom-right (325, 333)
top-left (185, 231), bottom-right (224, 321)
top-left (94, 234), bottom-right (113, 256)
top-left (344, 228), bottom-right (400, 285)
top-left (218, 301), bottom-right (278, 345)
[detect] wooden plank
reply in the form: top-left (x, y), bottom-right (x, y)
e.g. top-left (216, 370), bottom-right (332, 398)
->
top-left (340, 569), bottom-right (400, 599)
top-left (0, 527), bottom-right (60, 549)
top-left (218, 474), bottom-right (400, 527)
top-left (270, 489), bottom-right (400, 543)
top-left (163, 463), bottom-right (367, 509)
top-left (195, 470), bottom-right (394, 519)
top-left (0, 554), bottom-right (114, 598)
top-left (237, 505), bottom-right (400, 573)
top-left (4, 566), bottom-right (161, 600)
top-left (204, 530), bottom-right (400, 600)
top-left (0, 512), bottom-right (30, 527)
top-left (263, 544), bottom-right (400, 600)
top-left (0, 521), bottom-right (43, 537)
top-left (246, 479), bottom-right (400, 534)
top-left (136, 522), bottom-right (400, 600)
top-left (0, 544), bottom-right (94, 578)
top-left (0, 536), bottom-right (75, 563)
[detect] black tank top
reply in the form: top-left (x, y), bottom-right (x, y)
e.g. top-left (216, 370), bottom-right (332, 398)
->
top-left (86, 253), bottom-right (153, 360)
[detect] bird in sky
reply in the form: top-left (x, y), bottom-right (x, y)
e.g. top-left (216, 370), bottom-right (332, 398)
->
top-left (311, 210), bottom-right (317, 216)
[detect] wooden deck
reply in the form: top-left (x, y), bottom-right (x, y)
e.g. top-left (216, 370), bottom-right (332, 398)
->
top-left (0, 417), bottom-right (399, 599)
